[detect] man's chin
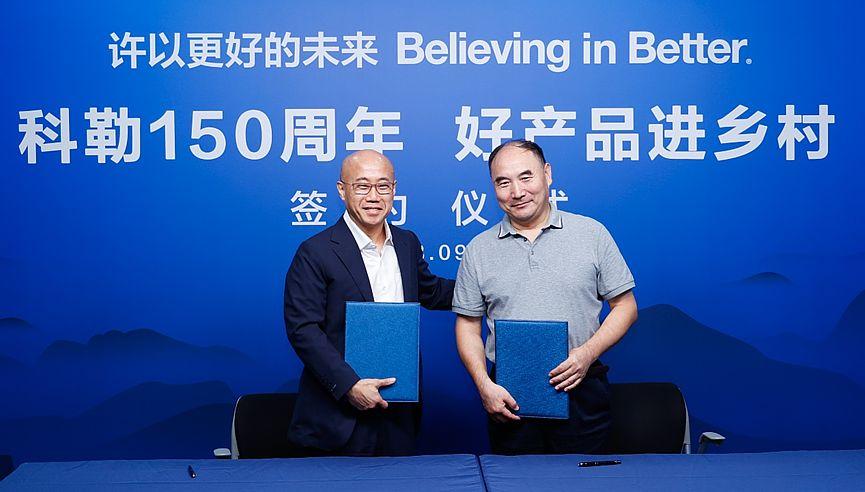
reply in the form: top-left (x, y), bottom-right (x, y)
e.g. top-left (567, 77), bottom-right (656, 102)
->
top-left (507, 208), bottom-right (543, 225)
top-left (506, 212), bottom-right (529, 223)
top-left (507, 207), bottom-right (533, 220)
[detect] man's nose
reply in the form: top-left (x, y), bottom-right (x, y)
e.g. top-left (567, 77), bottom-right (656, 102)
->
top-left (511, 182), bottom-right (525, 199)
top-left (365, 188), bottom-right (383, 200)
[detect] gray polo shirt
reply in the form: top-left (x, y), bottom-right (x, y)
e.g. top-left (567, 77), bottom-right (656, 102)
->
top-left (453, 203), bottom-right (635, 363)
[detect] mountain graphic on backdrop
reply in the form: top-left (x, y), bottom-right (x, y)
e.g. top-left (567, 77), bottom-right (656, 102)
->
top-left (100, 402), bottom-right (236, 460)
top-left (0, 328), bottom-right (283, 419)
top-left (604, 304), bottom-right (865, 450)
top-left (0, 381), bottom-right (235, 463)
top-left (0, 317), bottom-right (48, 362)
top-left (40, 328), bottom-right (250, 363)
top-left (823, 289), bottom-right (865, 353)
top-left (4, 302), bottom-right (864, 458)
top-left (735, 271), bottom-right (793, 286)
top-left (758, 289), bottom-right (865, 385)
top-left (0, 353), bottom-right (26, 383)
top-left (0, 317), bottom-right (33, 332)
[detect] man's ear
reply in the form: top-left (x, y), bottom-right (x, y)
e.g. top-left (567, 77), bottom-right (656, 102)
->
top-left (336, 180), bottom-right (347, 202)
top-left (544, 162), bottom-right (553, 186)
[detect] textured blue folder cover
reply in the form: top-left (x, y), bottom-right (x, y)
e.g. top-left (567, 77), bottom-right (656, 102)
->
top-left (344, 302), bottom-right (420, 402)
top-left (495, 319), bottom-right (569, 419)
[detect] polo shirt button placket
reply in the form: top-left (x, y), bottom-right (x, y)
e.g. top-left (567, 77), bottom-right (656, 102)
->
top-left (529, 246), bottom-right (539, 270)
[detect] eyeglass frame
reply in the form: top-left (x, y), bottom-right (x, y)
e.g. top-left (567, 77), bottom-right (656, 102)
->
top-left (338, 180), bottom-right (397, 196)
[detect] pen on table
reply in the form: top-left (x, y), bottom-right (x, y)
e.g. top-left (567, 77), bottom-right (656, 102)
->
top-left (578, 460), bottom-right (621, 467)
top-left (187, 465), bottom-right (196, 479)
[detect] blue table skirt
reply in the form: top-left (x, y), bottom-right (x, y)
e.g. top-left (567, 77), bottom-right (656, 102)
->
top-left (0, 454), bottom-right (485, 492)
top-left (5, 451), bottom-right (864, 491)
top-left (479, 450), bottom-right (865, 492)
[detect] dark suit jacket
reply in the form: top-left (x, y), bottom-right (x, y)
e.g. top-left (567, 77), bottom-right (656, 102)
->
top-left (284, 217), bottom-right (454, 451)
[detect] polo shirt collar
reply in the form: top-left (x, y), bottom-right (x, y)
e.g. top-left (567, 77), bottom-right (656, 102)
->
top-left (497, 202), bottom-right (563, 238)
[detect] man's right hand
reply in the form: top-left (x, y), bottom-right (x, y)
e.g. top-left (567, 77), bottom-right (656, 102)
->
top-left (346, 378), bottom-right (396, 411)
top-left (479, 379), bottom-right (520, 422)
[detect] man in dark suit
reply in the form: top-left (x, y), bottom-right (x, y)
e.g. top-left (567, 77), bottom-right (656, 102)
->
top-left (284, 149), bottom-right (454, 456)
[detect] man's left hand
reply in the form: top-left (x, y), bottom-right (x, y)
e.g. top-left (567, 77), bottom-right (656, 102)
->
top-left (549, 345), bottom-right (596, 392)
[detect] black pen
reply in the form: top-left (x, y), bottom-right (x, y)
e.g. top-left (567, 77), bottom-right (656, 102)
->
top-left (187, 465), bottom-right (196, 479)
top-left (578, 460), bottom-right (621, 467)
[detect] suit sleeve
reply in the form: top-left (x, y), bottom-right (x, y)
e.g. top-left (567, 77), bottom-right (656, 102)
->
top-left (411, 232), bottom-right (455, 311)
top-left (284, 242), bottom-right (359, 401)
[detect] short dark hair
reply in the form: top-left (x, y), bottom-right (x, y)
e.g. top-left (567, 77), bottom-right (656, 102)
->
top-left (487, 139), bottom-right (546, 173)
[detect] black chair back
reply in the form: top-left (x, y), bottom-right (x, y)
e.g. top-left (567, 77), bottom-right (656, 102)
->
top-left (605, 382), bottom-right (687, 454)
top-left (0, 455), bottom-right (13, 481)
top-left (234, 393), bottom-right (307, 459)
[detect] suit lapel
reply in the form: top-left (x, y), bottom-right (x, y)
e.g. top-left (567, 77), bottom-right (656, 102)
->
top-left (331, 218), bottom-right (374, 302)
top-left (393, 227), bottom-right (416, 301)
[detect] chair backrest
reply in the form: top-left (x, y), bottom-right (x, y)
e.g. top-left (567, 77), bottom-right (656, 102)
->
top-left (0, 455), bottom-right (13, 481)
top-left (605, 382), bottom-right (690, 454)
top-left (232, 393), bottom-right (306, 459)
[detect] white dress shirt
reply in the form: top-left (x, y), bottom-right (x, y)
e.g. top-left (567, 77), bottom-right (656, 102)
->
top-left (343, 211), bottom-right (404, 302)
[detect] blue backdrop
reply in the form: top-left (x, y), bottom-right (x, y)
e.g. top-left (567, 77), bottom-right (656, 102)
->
top-left (2, 0), bottom-right (864, 462)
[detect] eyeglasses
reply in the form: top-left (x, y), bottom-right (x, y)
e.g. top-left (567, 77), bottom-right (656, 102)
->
top-left (340, 180), bottom-right (396, 196)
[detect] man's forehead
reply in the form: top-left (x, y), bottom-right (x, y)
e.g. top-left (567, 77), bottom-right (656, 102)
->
top-left (350, 161), bottom-right (394, 179)
top-left (341, 153), bottom-right (394, 180)
top-left (491, 147), bottom-right (544, 176)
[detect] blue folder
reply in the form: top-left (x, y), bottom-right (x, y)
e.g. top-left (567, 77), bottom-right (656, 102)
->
top-left (344, 302), bottom-right (420, 402)
top-left (495, 319), bottom-right (569, 419)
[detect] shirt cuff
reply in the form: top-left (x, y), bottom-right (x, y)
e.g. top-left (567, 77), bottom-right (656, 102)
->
top-left (452, 305), bottom-right (485, 317)
top-left (602, 280), bottom-right (635, 301)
